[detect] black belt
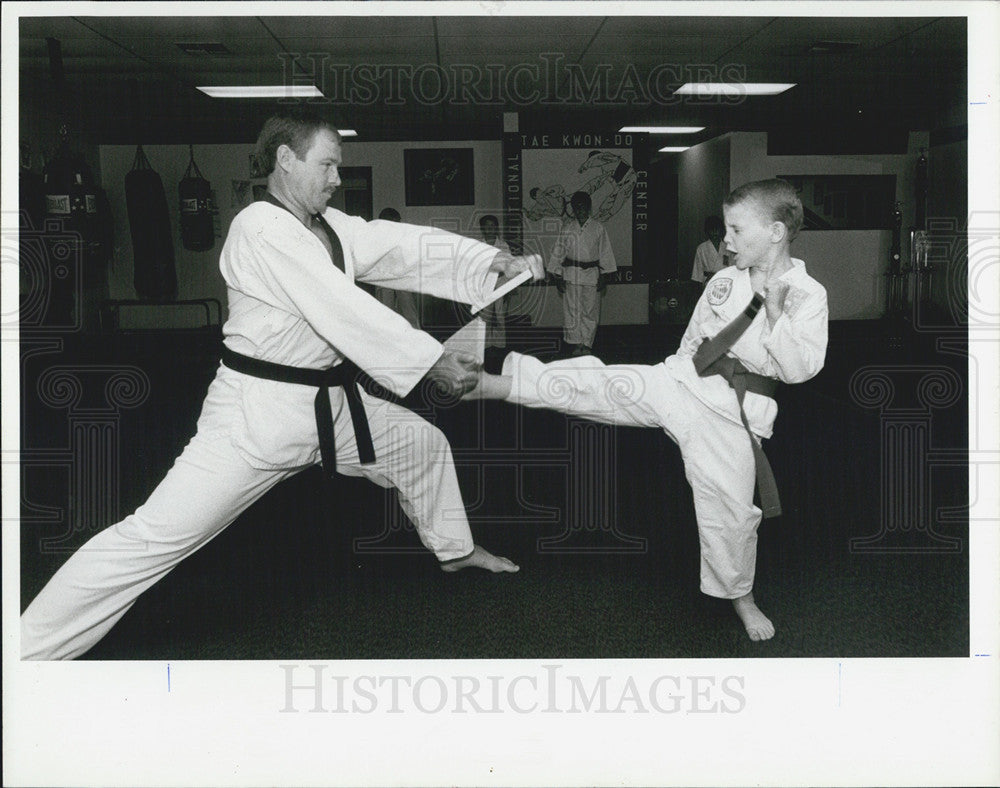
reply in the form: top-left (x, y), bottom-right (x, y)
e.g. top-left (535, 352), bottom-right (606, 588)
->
top-left (563, 258), bottom-right (600, 270)
top-left (697, 349), bottom-right (782, 519)
top-left (221, 346), bottom-right (376, 478)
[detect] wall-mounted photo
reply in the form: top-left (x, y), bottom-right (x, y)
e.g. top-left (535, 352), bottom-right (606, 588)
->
top-left (404, 147), bottom-right (475, 206)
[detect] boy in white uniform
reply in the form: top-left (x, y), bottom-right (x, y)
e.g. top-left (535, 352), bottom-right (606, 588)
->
top-left (21, 110), bottom-right (544, 660)
top-left (468, 179), bottom-right (828, 640)
top-left (691, 215), bottom-right (728, 282)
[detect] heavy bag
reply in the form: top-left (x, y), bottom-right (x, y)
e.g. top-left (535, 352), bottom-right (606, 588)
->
top-left (178, 145), bottom-right (214, 252)
top-left (43, 141), bottom-right (105, 267)
top-left (125, 145), bottom-right (177, 300)
top-left (42, 139), bottom-right (114, 321)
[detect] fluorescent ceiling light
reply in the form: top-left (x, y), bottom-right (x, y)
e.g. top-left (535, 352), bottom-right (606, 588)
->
top-left (619, 126), bottom-right (705, 134)
top-left (338, 130), bottom-right (358, 138)
top-left (197, 85), bottom-right (324, 98)
top-left (658, 146), bottom-right (690, 153)
top-left (674, 83), bottom-right (795, 97)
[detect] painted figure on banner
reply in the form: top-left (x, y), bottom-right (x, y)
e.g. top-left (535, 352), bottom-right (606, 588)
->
top-left (525, 185), bottom-right (569, 221)
top-left (578, 150), bottom-right (638, 222)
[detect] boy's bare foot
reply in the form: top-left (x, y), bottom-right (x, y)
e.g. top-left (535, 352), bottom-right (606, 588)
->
top-left (440, 544), bottom-right (519, 573)
top-left (732, 592), bottom-right (775, 641)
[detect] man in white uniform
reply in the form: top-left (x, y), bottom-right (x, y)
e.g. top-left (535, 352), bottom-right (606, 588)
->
top-left (548, 191), bottom-right (617, 357)
top-left (468, 180), bottom-right (828, 641)
top-left (691, 215), bottom-right (728, 282)
top-left (21, 110), bottom-right (544, 660)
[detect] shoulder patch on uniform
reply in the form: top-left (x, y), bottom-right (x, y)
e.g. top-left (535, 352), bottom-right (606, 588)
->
top-left (706, 277), bottom-right (733, 306)
top-left (783, 285), bottom-right (808, 318)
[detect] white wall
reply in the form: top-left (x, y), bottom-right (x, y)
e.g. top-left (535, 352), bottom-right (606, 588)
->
top-left (98, 130), bottom-right (943, 328)
top-left (729, 131), bottom-right (929, 320)
top-left (98, 140), bottom-right (504, 324)
top-left (359, 141), bottom-right (502, 231)
top-left (100, 143), bottom-right (243, 317)
top-left (99, 139), bottom-right (649, 328)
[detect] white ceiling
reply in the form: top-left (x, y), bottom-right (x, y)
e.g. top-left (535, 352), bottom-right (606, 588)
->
top-left (18, 13), bottom-right (967, 146)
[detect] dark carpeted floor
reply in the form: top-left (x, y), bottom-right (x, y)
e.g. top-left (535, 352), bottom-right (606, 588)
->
top-left (19, 314), bottom-right (970, 659)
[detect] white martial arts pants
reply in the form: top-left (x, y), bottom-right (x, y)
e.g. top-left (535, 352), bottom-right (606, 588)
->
top-left (563, 282), bottom-right (600, 347)
top-left (21, 370), bottom-right (473, 660)
top-left (502, 352), bottom-right (762, 599)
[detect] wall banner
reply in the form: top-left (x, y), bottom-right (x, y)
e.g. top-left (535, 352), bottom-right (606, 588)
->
top-left (503, 131), bottom-right (649, 283)
top-left (502, 132), bottom-right (524, 256)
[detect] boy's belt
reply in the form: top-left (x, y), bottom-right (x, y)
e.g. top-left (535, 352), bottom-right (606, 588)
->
top-left (692, 292), bottom-right (782, 518)
top-left (221, 346), bottom-right (376, 478)
top-left (696, 352), bottom-right (781, 518)
top-left (562, 258), bottom-right (600, 269)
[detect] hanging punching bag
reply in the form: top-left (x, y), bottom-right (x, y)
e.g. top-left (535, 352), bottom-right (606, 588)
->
top-left (179, 144), bottom-right (215, 252)
top-left (44, 142), bottom-right (95, 233)
top-left (43, 129), bottom-right (111, 322)
top-left (125, 145), bottom-right (177, 300)
top-left (43, 136), bottom-right (106, 268)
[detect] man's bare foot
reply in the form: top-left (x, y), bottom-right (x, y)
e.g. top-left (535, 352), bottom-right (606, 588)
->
top-left (732, 592), bottom-right (775, 641)
top-left (461, 371), bottom-right (512, 401)
top-left (440, 544), bottom-right (519, 573)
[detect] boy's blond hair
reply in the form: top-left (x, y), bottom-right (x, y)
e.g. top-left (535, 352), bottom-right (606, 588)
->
top-left (725, 179), bottom-right (804, 242)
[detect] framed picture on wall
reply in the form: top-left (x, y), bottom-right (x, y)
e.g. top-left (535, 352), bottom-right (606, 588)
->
top-left (404, 148), bottom-right (475, 206)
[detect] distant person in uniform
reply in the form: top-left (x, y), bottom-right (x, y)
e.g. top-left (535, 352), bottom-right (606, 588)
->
top-left (547, 191), bottom-right (617, 357)
top-left (691, 215), bottom-right (728, 282)
top-left (373, 207), bottom-right (421, 328)
top-left (478, 214), bottom-right (511, 352)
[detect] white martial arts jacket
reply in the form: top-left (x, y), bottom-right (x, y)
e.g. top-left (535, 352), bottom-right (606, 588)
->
top-left (490, 238), bottom-right (511, 255)
top-left (691, 239), bottom-right (727, 282)
top-left (219, 201), bottom-right (501, 469)
top-left (667, 258), bottom-right (828, 439)
top-left (548, 217), bottom-right (617, 285)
